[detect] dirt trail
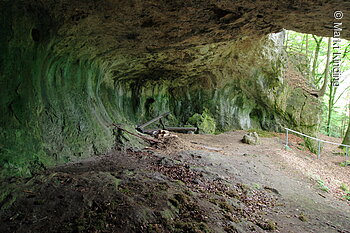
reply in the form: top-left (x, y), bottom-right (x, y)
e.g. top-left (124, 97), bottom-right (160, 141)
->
top-left (0, 130), bottom-right (349, 233)
top-left (178, 131), bottom-right (350, 232)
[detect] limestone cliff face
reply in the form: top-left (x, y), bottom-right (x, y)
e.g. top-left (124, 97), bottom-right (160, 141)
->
top-left (110, 34), bottom-right (321, 133)
top-left (1, 0), bottom-right (346, 177)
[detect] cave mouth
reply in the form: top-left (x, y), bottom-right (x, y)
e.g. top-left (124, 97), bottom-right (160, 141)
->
top-left (0, 0), bottom-right (348, 178)
top-left (1, 1), bottom-right (350, 232)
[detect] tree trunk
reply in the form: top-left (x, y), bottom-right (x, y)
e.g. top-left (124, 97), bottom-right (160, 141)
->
top-left (305, 34), bottom-right (309, 78)
top-left (311, 35), bottom-right (323, 83)
top-left (284, 30), bottom-right (289, 51)
top-left (300, 35), bottom-right (305, 52)
top-left (305, 34), bottom-right (309, 57)
top-left (342, 119), bottom-right (347, 137)
top-left (343, 122), bottom-right (350, 145)
top-left (326, 84), bottom-right (334, 135)
top-left (317, 37), bottom-right (332, 97)
top-left (343, 100), bottom-right (350, 145)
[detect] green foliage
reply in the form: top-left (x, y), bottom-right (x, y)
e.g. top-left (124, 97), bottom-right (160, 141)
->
top-left (340, 161), bottom-right (350, 167)
top-left (339, 183), bottom-right (350, 201)
top-left (286, 30), bottom-right (350, 140)
top-left (187, 109), bottom-right (216, 134)
top-left (317, 179), bottom-right (330, 192)
top-left (343, 193), bottom-right (350, 201)
top-left (304, 138), bottom-right (319, 154)
top-left (285, 31), bottom-right (328, 84)
top-left (252, 183), bottom-right (261, 189)
top-left (320, 102), bottom-right (349, 138)
top-left (340, 183), bottom-right (349, 192)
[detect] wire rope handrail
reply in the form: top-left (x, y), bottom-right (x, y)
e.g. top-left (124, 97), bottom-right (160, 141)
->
top-left (285, 128), bottom-right (349, 161)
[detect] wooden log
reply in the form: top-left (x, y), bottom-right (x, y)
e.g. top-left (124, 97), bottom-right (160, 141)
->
top-left (165, 127), bottom-right (197, 132)
top-left (137, 112), bottom-right (170, 131)
top-left (142, 129), bottom-right (159, 135)
top-left (111, 124), bottom-right (161, 143)
top-left (143, 127), bottom-right (197, 134)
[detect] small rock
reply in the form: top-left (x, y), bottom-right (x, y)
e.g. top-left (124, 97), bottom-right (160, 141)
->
top-left (192, 179), bottom-right (202, 185)
top-left (298, 213), bottom-right (308, 222)
top-left (190, 152), bottom-right (202, 159)
top-left (152, 172), bottom-right (168, 181)
top-left (158, 157), bottom-right (175, 167)
top-left (264, 186), bottom-right (280, 195)
top-left (242, 132), bottom-right (260, 145)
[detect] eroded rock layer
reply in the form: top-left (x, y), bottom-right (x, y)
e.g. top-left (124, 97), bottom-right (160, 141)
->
top-left (1, 0), bottom-right (348, 176)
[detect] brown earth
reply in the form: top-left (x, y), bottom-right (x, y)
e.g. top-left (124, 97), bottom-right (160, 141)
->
top-left (179, 131), bottom-right (350, 232)
top-left (0, 130), bottom-right (349, 232)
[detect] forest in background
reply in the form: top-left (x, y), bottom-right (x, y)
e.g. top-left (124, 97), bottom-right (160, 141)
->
top-left (284, 30), bottom-right (350, 141)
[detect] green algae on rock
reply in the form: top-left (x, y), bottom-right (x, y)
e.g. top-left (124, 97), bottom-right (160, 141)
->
top-left (0, 0), bottom-right (324, 178)
top-left (187, 109), bottom-right (216, 134)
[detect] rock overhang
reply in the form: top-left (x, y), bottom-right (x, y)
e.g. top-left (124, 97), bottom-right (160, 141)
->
top-left (12, 0), bottom-right (347, 56)
top-left (0, 0), bottom-right (346, 176)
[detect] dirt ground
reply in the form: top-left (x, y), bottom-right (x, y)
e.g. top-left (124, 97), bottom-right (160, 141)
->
top-left (178, 131), bottom-right (350, 232)
top-left (0, 130), bottom-right (349, 232)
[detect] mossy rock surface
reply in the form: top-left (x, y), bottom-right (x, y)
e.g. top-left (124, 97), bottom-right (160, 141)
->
top-left (188, 109), bottom-right (216, 134)
top-left (0, 1), bottom-right (321, 178)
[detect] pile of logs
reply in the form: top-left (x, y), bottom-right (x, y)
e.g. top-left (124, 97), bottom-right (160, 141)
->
top-left (152, 130), bottom-right (178, 139)
top-left (111, 112), bottom-right (197, 143)
top-left (136, 112), bottom-right (197, 135)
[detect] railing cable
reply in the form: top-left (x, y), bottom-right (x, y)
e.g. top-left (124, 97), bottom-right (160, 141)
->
top-left (285, 128), bottom-right (349, 161)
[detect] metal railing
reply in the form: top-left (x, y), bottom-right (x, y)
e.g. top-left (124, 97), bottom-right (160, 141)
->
top-left (285, 128), bottom-right (349, 161)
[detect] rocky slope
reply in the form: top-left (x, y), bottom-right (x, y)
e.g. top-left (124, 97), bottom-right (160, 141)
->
top-left (1, 0), bottom-right (348, 177)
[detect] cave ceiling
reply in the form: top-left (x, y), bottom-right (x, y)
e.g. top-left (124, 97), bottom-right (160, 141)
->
top-left (14, 0), bottom-right (349, 57)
